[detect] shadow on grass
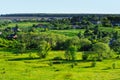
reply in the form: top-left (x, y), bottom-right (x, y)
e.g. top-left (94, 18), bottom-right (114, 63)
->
top-left (0, 48), bottom-right (38, 54)
top-left (102, 67), bottom-right (120, 70)
top-left (32, 66), bottom-right (49, 68)
top-left (82, 66), bottom-right (93, 68)
top-left (0, 48), bottom-right (17, 54)
top-left (111, 78), bottom-right (120, 80)
top-left (48, 59), bottom-right (94, 64)
top-left (8, 57), bottom-right (40, 61)
top-left (102, 67), bottom-right (111, 70)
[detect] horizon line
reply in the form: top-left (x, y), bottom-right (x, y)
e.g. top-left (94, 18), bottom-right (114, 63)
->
top-left (1, 12), bottom-right (120, 15)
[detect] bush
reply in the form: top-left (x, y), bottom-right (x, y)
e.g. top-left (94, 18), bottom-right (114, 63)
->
top-left (112, 62), bottom-right (116, 69)
top-left (48, 62), bottom-right (53, 66)
top-left (116, 55), bottom-right (120, 59)
top-left (91, 60), bottom-right (96, 67)
top-left (53, 56), bottom-right (63, 60)
top-left (97, 57), bottom-right (103, 61)
top-left (17, 42), bottom-right (26, 53)
top-left (29, 53), bottom-right (37, 59)
top-left (82, 54), bottom-right (88, 60)
top-left (70, 64), bottom-right (74, 68)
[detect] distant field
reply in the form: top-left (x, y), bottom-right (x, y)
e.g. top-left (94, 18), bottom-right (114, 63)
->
top-left (0, 49), bottom-right (120, 80)
top-left (48, 29), bottom-right (85, 37)
top-left (0, 22), bottom-right (49, 28)
top-left (100, 27), bottom-right (120, 32)
top-left (1, 22), bottom-right (120, 31)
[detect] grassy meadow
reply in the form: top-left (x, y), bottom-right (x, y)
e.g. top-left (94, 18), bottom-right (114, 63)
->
top-left (0, 49), bottom-right (120, 80)
top-left (0, 22), bottom-right (49, 28)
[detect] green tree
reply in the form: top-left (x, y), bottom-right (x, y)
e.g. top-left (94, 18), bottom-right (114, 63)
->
top-left (99, 37), bottom-right (110, 44)
top-left (92, 42), bottom-right (110, 60)
top-left (65, 45), bottom-right (77, 61)
top-left (37, 41), bottom-right (51, 58)
top-left (64, 37), bottom-right (79, 61)
top-left (111, 38), bottom-right (120, 54)
top-left (79, 39), bottom-right (92, 51)
top-left (65, 36), bottom-right (80, 49)
top-left (113, 31), bottom-right (120, 39)
top-left (78, 31), bottom-right (84, 38)
top-left (101, 17), bottom-right (112, 27)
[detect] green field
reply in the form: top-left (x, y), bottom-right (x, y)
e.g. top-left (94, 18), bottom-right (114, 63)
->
top-left (48, 29), bottom-right (85, 37)
top-left (0, 22), bottom-right (49, 28)
top-left (0, 49), bottom-right (120, 80)
top-left (100, 27), bottom-right (120, 32)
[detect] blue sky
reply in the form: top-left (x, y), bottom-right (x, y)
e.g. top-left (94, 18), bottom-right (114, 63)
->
top-left (0, 0), bottom-right (120, 14)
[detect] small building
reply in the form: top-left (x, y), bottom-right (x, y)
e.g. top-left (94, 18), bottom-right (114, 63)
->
top-left (12, 27), bottom-right (21, 32)
top-left (72, 25), bottom-right (82, 29)
top-left (7, 34), bottom-right (17, 39)
top-left (34, 24), bottom-right (48, 29)
top-left (0, 32), bottom-right (2, 35)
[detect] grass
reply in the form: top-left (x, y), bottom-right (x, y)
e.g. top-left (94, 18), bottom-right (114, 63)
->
top-left (100, 27), bottom-right (120, 32)
top-left (48, 27), bottom-right (120, 37)
top-left (0, 49), bottom-right (120, 80)
top-left (48, 29), bottom-right (85, 37)
top-left (0, 22), bottom-right (49, 28)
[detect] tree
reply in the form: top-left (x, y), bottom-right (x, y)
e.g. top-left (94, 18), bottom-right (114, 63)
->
top-left (17, 42), bottom-right (26, 53)
top-left (79, 39), bottom-right (92, 51)
top-left (78, 31), bottom-right (84, 38)
top-left (101, 17), bottom-right (112, 27)
top-left (113, 31), bottom-right (120, 39)
top-left (84, 28), bottom-right (93, 39)
top-left (65, 36), bottom-right (80, 49)
top-left (92, 42), bottom-right (110, 60)
top-left (65, 45), bottom-right (77, 61)
top-left (110, 38), bottom-right (120, 54)
top-left (64, 37), bottom-right (79, 60)
top-left (99, 37), bottom-right (110, 44)
top-left (37, 41), bottom-right (51, 58)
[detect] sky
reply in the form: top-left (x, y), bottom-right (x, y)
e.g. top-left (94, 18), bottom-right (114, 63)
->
top-left (0, 0), bottom-right (120, 14)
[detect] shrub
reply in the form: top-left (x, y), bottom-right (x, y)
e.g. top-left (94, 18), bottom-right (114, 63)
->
top-left (17, 42), bottom-right (26, 53)
top-left (112, 62), bottom-right (116, 69)
top-left (48, 62), bottom-right (53, 66)
top-left (70, 64), bottom-right (74, 68)
top-left (53, 56), bottom-right (63, 60)
top-left (97, 57), bottom-right (103, 61)
top-left (82, 54), bottom-right (88, 61)
top-left (91, 60), bottom-right (96, 67)
top-left (29, 53), bottom-right (37, 59)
